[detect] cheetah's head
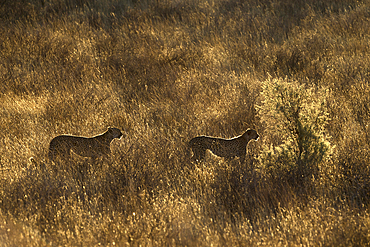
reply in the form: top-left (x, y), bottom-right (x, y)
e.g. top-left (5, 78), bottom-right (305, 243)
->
top-left (242, 129), bottom-right (259, 141)
top-left (107, 127), bottom-right (124, 139)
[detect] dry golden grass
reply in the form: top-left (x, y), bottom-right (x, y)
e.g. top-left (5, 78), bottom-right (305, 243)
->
top-left (1, 0), bottom-right (370, 245)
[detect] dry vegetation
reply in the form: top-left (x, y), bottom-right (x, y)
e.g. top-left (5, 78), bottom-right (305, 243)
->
top-left (1, 0), bottom-right (370, 245)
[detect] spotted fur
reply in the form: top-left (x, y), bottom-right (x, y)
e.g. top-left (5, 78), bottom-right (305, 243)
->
top-left (189, 129), bottom-right (259, 162)
top-left (49, 127), bottom-right (123, 162)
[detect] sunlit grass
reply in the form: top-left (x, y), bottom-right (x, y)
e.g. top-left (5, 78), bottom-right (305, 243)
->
top-left (1, 0), bottom-right (370, 245)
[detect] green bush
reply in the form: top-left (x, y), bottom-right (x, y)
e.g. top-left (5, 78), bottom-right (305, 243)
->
top-left (257, 77), bottom-right (333, 189)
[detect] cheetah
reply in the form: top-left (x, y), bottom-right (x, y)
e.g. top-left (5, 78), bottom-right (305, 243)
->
top-left (48, 127), bottom-right (123, 162)
top-left (189, 129), bottom-right (259, 162)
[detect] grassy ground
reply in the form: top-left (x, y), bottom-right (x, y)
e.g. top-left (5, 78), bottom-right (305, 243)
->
top-left (1, 0), bottom-right (370, 245)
